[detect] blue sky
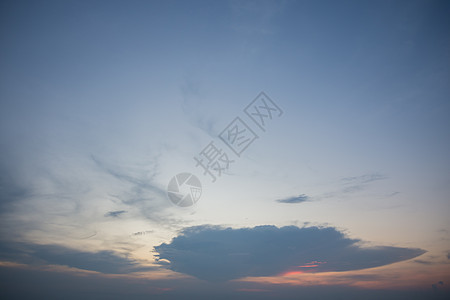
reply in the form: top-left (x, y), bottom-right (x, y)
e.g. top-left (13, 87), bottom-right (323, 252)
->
top-left (1, 0), bottom-right (449, 298)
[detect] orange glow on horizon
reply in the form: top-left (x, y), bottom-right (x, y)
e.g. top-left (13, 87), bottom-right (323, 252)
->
top-left (280, 270), bottom-right (304, 276)
top-left (239, 261), bottom-right (450, 291)
top-left (297, 264), bottom-right (319, 268)
top-left (279, 261), bottom-right (326, 276)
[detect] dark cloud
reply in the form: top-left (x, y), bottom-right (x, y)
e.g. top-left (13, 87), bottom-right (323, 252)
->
top-left (0, 242), bottom-right (153, 274)
top-left (154, 225), bottom-right (425, 281)
top-left (0, 264), bottom-right (177, 300)
top-left (339, 274), bottom-right (390, 281)
top-left (432, 280), bottom-right (444, 292)
top-left (1, 265), bottom-right (444, 300)
top-left (276, 194), bottom-right (309, 204)
top-left (105, 210), bottom-right (127, 218)
top-left (414, 259), bottom-right (433, 265)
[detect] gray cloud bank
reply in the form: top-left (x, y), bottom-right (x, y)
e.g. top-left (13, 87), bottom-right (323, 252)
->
top-left (0, 242), bottom-right (153, 274)
top-left (1, 264), bottom-right (444, 300)
top-left (155, 225), bottom-right (425, 281)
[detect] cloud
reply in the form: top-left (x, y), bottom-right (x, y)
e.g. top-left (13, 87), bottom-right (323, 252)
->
top-left (154, 225), bottom-right (425, 281)
top-left (180, 78), bottom-right (219, 138)
top-left (0, 242), bottom-right (153, 274)
top-left (90, 155), bottom-right (166, 199)
top-left (1, 264), bottom-right (444, 300)
top-left (341, 173), bottom-right (387, 191)
top-left (318, 172), bottom-right (390, 200)
top-left (132, 230), bottom-right (153, 236)
top-left (105, 210), bottom-right (127, 218)
top-left (342, 173), bottom-right (387, 184)
top-left (0, 264), bottom-right (177, 300)
top-left (276, 194), bottom-right (309, 204)
top-left (0, 170), bottom-right (29, 209)
top-left (90, 155), bottom-right (187, 228)
top-left (432, 280), bottom-right (444, 292)
top-left (414, 259), bottom-right (433, 265)
top-left (315, 172), bottom-right (392, 201)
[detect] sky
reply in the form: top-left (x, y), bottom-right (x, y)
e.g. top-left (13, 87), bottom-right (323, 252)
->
top-left (0, 0), bottom-right (449, 299)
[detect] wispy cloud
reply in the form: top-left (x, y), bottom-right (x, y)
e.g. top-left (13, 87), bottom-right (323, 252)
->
top-left (90, 155), bottom-right (165, 199)
top-left (317, 172), bottom-right (390, 201)
top-left (414, 259), bottom-right (434, 265)
top-left (105, 210), bottom-right (127, 218)
top-left (342, 173), bottom-right (387, 185)
top-left (276, 194), bottom-right (309, 204)
top-left (180, 78), bottom-right (219, 138)
top-left (90, 155), bottom-right (190, 231)
top-left (154, 225), bottom-right (425, 281)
